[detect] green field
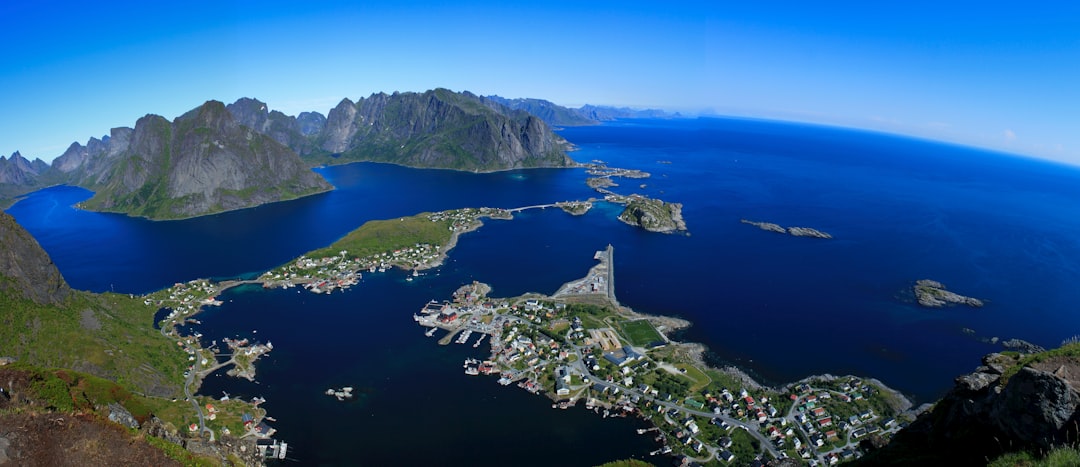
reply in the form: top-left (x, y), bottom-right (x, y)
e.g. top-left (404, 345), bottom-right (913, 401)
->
top-left (620, 319), bottom-right (665, 347)
top-left (308, 212), bottom-right (453, 260)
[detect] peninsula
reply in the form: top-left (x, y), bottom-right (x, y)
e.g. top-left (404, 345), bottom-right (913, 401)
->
top-left (413, 246), bottom-right (914, 465)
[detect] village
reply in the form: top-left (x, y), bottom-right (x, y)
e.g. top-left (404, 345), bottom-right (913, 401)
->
top-left (413, 246), bottom-right (912, 466)
top-left (138, 204), bottom-right (911, 465)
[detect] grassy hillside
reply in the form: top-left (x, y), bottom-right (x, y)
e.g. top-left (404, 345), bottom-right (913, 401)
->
top-left (0, 287), bottom-right (186, 398)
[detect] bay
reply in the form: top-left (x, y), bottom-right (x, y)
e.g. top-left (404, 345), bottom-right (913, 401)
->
top-left (8, 117), bottom-right (1080, 464)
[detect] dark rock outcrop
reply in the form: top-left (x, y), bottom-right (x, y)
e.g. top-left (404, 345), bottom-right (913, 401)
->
top-left (0, 212), bottom-right (69, 305)
top-left (857, 347), bottom-right (1080, 465)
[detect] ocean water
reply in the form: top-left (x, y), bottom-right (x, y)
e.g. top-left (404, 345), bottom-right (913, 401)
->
top-left (8, 117), bottom-right (1080, 464)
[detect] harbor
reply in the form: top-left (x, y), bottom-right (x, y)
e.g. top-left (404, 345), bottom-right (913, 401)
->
top-left (412, 246), bottom-right (911, 465)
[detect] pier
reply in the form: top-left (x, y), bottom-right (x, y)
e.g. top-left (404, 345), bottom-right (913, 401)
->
top-left (551, 244), bottom-right (618, 307)
top-left (605, 244), bottom-right (616, 305)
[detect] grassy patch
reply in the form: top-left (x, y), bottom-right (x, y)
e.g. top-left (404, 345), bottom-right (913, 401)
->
top-left (674, 363), bottom-right (711, 393)
top-left (619, 319), bottom-right (665, 347)
top-left (145, 435), bottom-right (219, 467)
top-left (1000, 343), bottom-right (1080, 387)
top-left (989, 446), bottom-right (1080, 467)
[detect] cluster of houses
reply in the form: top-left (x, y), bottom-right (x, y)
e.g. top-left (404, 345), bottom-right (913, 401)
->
top-left (780, 379), bottom-right (901, 463)
top-left (427, 207), bottom-right (510, 229)
top-left (149, 279), bottom-right (222, 324)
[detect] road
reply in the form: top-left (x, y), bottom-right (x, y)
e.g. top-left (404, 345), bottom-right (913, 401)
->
top-left (183, 356), bottom-right (214, 441)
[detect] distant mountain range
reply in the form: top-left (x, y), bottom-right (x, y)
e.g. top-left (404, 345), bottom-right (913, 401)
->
top-left (480, 95), bottom-right (674, 127)
top-left (0, 89), bottom-right (671, 219)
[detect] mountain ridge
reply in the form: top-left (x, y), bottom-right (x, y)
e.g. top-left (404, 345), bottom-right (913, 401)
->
top-left (54, 100), bottom-right (334, 220)
top-left (224, 89), bottom-right (575, 171)
top-left (0, 89), bottom-right (664, 217)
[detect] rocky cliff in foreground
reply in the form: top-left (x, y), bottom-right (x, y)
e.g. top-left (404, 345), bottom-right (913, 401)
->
top-left (857, 345), bottom-right (1080, 465)
top-left (0, 212), bottom-right (69, 305)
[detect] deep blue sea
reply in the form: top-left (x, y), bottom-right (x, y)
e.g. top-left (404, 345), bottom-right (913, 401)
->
top-left (8, 117), bottom-right (1080, 465)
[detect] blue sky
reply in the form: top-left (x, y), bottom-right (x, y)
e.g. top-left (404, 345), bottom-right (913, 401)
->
top-left (2, 1), bottom-right (1078, 164)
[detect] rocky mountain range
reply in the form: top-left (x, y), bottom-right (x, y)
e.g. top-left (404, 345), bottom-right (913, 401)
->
top-left (0, 152), bottom-right (50, 186)
top-left (226, 89), bottom-right (574, 171)
top-left (0, 152), bottom-right (52, 203)
top-left (0, 89), bottom-right (583, 218)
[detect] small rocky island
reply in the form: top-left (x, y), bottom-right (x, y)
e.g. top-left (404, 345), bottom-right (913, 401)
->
top-left (586, 177), bottom-right (618, 189)
top-left (913, 279), bottom-right (984, 308)
top-left (740, 219), bottom-right (832, 239)
top-left (557, 201), bottom-right (593, 215)
top-left (618, 197), bottom-right (686, 233)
